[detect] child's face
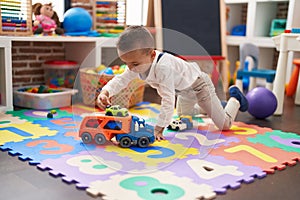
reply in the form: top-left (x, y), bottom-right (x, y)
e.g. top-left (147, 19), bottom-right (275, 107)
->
top-left (118, 49), bottom-right (156, 73)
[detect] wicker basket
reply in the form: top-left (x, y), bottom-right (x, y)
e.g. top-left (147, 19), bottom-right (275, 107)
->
top-left (80, 68), bottom-right (145, 108)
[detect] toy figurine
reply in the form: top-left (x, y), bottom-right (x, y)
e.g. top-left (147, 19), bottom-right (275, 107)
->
top-left (32, 3), bottom-right (64, 35)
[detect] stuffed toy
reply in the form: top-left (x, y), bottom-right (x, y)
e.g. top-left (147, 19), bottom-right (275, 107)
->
top-left (32, 3), bottom-right (64, 35)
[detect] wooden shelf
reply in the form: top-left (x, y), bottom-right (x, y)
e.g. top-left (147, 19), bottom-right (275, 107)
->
top-left (226, 36), bottom-right (275, 47)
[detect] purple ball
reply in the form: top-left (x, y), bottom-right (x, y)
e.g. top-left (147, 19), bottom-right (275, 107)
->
top-left (246, 87), bottom-right (277, 119)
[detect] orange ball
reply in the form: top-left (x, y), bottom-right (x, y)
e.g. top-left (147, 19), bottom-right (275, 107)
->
top-left (111, 65), bottom-right (120, 70)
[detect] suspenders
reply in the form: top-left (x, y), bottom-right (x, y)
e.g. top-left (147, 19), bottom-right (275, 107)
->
top-left (157, 52), bottom-right (165, 63)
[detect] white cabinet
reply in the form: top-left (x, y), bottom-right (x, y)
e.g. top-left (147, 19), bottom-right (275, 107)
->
top-left (225, 0), bottom-right (300, 77)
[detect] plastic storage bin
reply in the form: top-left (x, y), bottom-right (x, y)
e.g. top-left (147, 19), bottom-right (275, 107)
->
top-left (43, 60), bottom-right (79, 88)
top-left (13, 85), bottom-right (78, 109)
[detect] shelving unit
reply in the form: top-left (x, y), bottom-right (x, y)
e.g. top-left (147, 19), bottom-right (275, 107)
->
top-left (0, 36), bottom-right (118, 112)
top-left (93, 0), bottom-right (126, 35)
top-left (225, 0), bottom-right (300, 82)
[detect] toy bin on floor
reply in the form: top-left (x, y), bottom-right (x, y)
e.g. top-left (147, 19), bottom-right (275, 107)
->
top-left (13, 85), bottom-right (78, 109)
top-left (43, 60), bottom-right (79, 88)
top-left (79, 68), bottom-right (145, 108)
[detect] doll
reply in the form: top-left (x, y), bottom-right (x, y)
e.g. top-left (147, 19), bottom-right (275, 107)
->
top-left (32, 3), bottom-right (64, 35)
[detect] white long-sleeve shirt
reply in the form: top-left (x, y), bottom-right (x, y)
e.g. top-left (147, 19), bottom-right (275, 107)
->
top-left (102, 50), bottom-right (203, 127)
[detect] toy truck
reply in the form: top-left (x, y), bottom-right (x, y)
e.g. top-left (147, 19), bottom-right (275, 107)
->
top-left (79, 113), bottom-right (155, 148)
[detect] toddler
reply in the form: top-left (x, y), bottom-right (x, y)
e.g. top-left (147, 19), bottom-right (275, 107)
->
top-left (97, 26), bottom-right (248, 141)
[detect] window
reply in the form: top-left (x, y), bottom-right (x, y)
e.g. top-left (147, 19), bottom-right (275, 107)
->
top-left (126, 0), bottom-right (149, 26)
top-left (86, 119), bottom-right (103, 128)
top-left (104, 120), bottom-right (122, 130)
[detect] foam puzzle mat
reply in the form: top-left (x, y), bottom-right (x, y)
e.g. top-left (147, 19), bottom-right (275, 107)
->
top-left (1, 102), bottom-right (300, 199)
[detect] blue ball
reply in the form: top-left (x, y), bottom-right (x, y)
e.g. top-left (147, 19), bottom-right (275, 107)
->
top-left (103, 68), bottom-right (113, 75)
top-left (63, 7), bottom-right (92, 33)
top-left (246, 87), bottom-right (277, 119)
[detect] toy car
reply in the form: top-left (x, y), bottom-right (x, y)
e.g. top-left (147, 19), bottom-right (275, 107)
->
top-left (105, 105), bottom-right (128, 117)
top-left (167, 119), bottom-right (187, 131)
top-left (167, 116), bottom-right (193, 131)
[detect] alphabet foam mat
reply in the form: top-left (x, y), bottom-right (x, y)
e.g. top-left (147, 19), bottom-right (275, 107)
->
top-left (1, 102), bottom-right (300, 199)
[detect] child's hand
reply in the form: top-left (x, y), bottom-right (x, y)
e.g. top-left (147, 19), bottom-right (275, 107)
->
top-left (154, 126), bottom-right (165, 141)
top-left (97, 90), bottom-right (111, 110)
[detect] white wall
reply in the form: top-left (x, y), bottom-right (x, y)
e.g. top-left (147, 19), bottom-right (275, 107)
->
top-left (126, 0), bottom-right (149, 25)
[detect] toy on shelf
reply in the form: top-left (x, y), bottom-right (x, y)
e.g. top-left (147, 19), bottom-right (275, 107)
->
top-left (269, 19), bottom-right (286, 37)
top-left (63, 7), bottom-right (100, 37)
top-left (79, 110), bottom-right (155, 148)
top-left (167, 115), bottom-right (193, 131)
top-left (32, 2), bottom-right (64, 35)
top-left (93, 0), bottom-right (126, 36)
top-left (226, 6), bottom-right (230, 35)
top-left (231, 24), bottom-right (246, 36)
top-left (0, 0), bottom-right (32, 36)
top-left (291, 28), bottom-right (300, 33)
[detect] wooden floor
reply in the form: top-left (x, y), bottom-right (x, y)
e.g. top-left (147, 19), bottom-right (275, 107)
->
top-left (1, 86), bottom-right (300, 200)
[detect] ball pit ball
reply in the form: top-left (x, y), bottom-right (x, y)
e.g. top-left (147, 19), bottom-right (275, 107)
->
top-left (86, 64), bottom-right (127, 75)
top-left (96, 64), bottom-right (106, 72)
top-left (246, 87), bottom-right (278, 119)
top-left (103, 68), bottom-right (114, 75)
top-left (111, 65), bottom-right (120, 70)
top-left (63, 7), bottom-right (93, 33)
